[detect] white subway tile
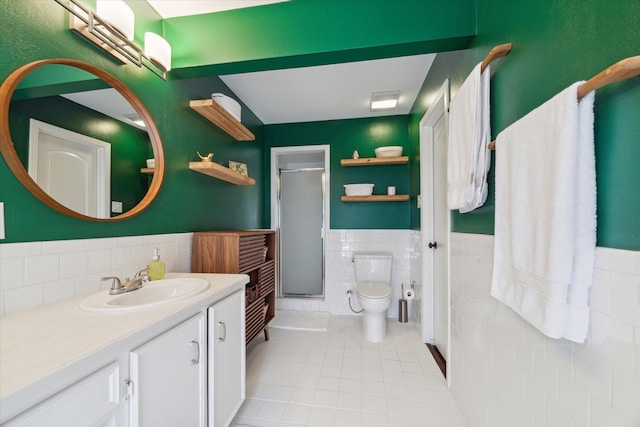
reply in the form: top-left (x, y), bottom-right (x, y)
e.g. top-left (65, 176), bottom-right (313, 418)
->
top-left (59, 251), bottom-right (88, 279)
top-left (0, 257), bottom-right (25, 291)
top-left (42, 239), bottom-right (85, 254)
top-left (609, 271), bottom-right (640, 326)
top-left (4, 284), bottom-right (43, 313)
top-left (86, 237), bottom-right (117, 250)
top-left (87, 249), bottom-right (112, 273)
top-left (44, 279), bottom-right (76, 304)
top-left (0, 241), bottom-right (43, 258)
top-left (24, 254), bottom-right (59, 285)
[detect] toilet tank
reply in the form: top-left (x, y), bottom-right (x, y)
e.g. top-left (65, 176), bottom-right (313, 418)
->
top-left (353, 252), bottom-right (392, 283)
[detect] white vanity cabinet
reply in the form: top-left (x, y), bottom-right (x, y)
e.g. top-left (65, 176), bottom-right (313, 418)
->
top-left (208, 290), bottom-right (245, 427)
top-left (129, 313), bottom-right (207, 427)
top-left (4, 362), bottom-right (123, 427)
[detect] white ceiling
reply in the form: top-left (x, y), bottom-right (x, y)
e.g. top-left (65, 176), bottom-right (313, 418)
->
top-left (145, 1), bottom-right (436, 125)
top-left (219, 54), bottom-right (436, 124)
top-left (62, 89), bottom-right (147, 130)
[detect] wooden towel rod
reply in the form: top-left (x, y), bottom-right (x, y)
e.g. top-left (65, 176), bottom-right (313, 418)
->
top-left (488, 55), bottom-right (640, 150)
top-left (481, 43), bottom-right (513, 73)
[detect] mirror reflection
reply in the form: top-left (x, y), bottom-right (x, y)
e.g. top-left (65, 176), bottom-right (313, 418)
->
top-left (8, 64), bottom-right (155, 218)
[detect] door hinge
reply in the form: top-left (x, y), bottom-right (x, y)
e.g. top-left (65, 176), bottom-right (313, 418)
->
top-left (125, 379), bottom-right (134, 400)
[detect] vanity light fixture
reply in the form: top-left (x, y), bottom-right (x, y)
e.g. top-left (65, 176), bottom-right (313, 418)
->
top-left (144, 32), bottom-right (172, 73)
top-left (370, 91), bottom-right (400, 111)
top-left (54, 0), bottom-right (171, 80)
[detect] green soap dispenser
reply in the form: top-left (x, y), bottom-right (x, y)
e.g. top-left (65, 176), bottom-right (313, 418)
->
top-left (148, 247), bottom-right (165, 280)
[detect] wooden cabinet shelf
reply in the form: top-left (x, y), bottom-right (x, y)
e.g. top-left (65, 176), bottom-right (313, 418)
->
top-left (192, 230), bottom-right (276, 347)
top-left (341, 156), bottom-right (408, 166)
top-left (189, 162), bottom-right (255, 186)
top-left (189, 99), bottom-right (255, 141)
top-left (341, 194), bottom-right (409, 202)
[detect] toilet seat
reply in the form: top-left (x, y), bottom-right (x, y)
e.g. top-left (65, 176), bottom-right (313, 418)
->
top-left (356, 282), bottom-right (391, 299)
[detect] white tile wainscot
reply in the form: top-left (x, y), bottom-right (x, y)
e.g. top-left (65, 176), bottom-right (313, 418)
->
top-left (276, 229), bottom-right (413, 319)
top-left (0, 233), bottom-right (193, 314)
top-left (449, 232), bottom-right (640, 427)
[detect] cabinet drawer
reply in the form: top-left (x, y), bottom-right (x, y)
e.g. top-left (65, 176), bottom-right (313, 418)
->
top-left (6, 363), bottom-right (120, 427)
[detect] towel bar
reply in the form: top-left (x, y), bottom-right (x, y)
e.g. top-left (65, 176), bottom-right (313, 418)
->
top-left (488, 55), bottom-right (640, 150)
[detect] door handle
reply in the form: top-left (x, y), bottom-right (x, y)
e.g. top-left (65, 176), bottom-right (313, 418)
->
top-left (190, 340), bottom-right (200, 365)
top-left (218, 321), bottom-right (227, 342)
top-left (428, 242), bottom-right (438, 249)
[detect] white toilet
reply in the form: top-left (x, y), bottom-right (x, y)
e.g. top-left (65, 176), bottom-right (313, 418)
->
top-left (353, 252), bottom-right (393, 342)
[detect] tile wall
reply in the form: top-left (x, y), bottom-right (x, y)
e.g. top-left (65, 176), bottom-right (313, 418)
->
top-left (0, 233), bottom-right (193, 314)
top-left (276, 230), bottom-right (413, 320)
top-left (449, 232), bottom-right (640, 426)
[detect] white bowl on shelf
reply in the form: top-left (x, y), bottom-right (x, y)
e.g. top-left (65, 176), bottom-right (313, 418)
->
top-left (344, 184), bottom-right (374, 196)
top-left (211, 93), bottom-right (241, 122)
top-left (146, 159), bottom-right (155, 168)
top-left (374, 146), bottom-right (403, 158)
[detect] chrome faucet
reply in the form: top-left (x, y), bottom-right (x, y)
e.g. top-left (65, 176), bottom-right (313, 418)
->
top-left (102, 268), bottom-right (150, 295)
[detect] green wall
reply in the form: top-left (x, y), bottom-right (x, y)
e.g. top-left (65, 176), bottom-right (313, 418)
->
top-left (0, 1), bottom-right (265, 242)
top-left (410, 0), bottom-right (640, 250)
top-left (166, 0), bottom-right (475, 77)
top-left (266, 116), bottom-right (411, 229)
top-left (2, 0), bottom-right (638, 250)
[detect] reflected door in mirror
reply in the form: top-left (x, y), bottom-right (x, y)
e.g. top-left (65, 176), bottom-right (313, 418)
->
top-left (29, 119), bottom-right (110, 218)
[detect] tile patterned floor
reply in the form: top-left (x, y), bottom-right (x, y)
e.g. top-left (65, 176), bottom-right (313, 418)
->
top-left (232, 314), bottom-right (467, 427)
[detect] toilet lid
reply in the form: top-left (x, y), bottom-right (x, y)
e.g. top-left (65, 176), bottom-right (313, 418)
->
top-left (356, 282), bottom-right (391, 299)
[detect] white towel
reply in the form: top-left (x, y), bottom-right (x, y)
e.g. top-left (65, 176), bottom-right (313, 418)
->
top-left (447, 63), bottom-right (491, 213)
top-left (490, 82), bottom-right (596, 343)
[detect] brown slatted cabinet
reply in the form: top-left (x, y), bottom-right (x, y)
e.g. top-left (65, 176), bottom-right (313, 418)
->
top-left (193, 230), bottom-right (276, 346)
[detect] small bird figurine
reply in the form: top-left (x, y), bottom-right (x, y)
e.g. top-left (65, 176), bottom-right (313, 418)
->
top-left (197, 151), bottom-right (214, 162)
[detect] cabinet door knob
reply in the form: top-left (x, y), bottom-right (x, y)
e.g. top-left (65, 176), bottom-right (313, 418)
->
top-left (428, 242), bottom-right (438, 249)
top-left (218, 321), bottom-right (227, 342)
top-left (190, 340), bottom-right (200, 365)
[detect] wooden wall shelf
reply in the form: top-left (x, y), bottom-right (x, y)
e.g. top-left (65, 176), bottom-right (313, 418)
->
top-left (341, 156), bottom-right (408, 166)
top-left (341, 194), bottom-right (409, 202)
top-left (189, 99), bottom-right (255, 141)
top-left (140, 168), bottom-right (154, 174)
top-left (189, 162), bottom-right (255, 186)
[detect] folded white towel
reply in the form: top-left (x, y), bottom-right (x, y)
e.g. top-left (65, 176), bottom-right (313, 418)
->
top-left (490, 82), bottom-right (596, 343)
top-left (447, 63), bottom-right (491, 213)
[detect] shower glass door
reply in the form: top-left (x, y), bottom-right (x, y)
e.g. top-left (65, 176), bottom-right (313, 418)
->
top-left (279, 168), bottom-right (324, 297)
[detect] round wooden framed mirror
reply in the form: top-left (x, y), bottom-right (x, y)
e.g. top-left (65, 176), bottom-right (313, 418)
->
top-left (0, 59), bottom-right (164, 221)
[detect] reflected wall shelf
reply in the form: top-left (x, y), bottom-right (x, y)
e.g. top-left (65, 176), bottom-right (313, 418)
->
top-left (140, 168), bottom-right (154, 174)
top-left (341, 195), bottom-right (409, 202)
top-left (189, 99), bottom-right (255, 141)
top-left (189, 162), bottom-right (255, 186)
top-left (341, 156), bottom-right (408, 166)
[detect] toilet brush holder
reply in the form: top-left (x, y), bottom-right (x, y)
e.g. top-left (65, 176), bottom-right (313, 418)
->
top-left (398, 299), bottom-right (408, 323)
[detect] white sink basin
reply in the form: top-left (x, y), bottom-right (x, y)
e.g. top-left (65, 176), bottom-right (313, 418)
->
top-left (80, 278), bottom-right (210, 312)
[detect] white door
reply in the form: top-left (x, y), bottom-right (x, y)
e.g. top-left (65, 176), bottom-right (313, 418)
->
top-left (420, 80), bottom-right (451, 372)
top-left (129, 313), bottom-right (206, 427)
top-left (28, 119), bottom-right (110, 218)
top-left (209, 291), bottom-right (245, 427)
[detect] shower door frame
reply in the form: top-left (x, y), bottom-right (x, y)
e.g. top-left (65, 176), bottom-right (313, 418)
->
top-left (270, 145), bottom-right (330, 300)
top-left (277, 167), bottom-right (326, 298)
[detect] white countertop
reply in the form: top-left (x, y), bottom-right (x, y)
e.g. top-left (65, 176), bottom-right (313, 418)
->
top-left (0, 272), bottom-right (248, 422)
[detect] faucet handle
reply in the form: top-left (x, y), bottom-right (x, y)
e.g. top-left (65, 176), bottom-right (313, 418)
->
top-left (101, 276), bottom-right (122, 293)
top-left (134, 267), bottom-right (149, 278)
top-left (134, 268), bottom-right (151, 283)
